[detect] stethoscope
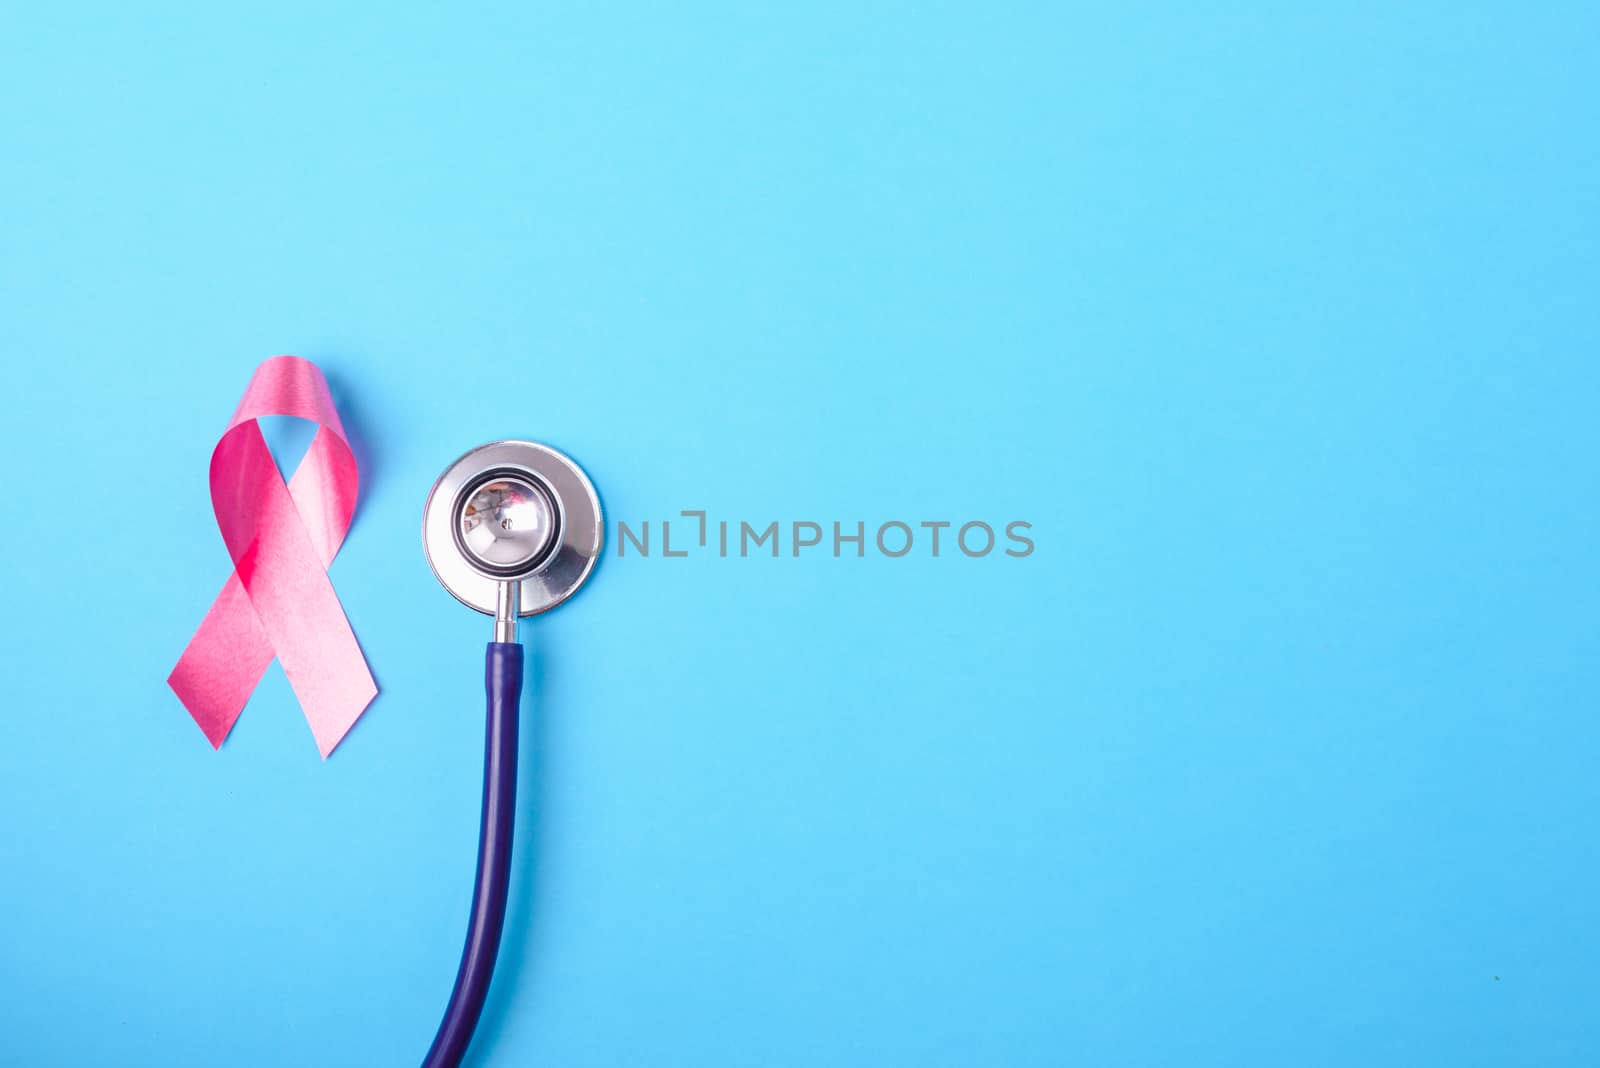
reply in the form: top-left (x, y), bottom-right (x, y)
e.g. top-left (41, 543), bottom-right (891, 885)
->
top-left (418, 440), bottom-right (603, 1068)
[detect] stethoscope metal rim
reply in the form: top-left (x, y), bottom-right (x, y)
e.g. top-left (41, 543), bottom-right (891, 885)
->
top-left (423, 439), bottom-right (603, 617)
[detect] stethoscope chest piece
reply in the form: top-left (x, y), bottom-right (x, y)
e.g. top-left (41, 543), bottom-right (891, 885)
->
top-left (423, 439), bottom-right (603, 618)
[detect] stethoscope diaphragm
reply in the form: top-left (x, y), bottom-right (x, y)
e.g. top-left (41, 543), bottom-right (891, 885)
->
top-left (422, 439), bottom-right (603, 618)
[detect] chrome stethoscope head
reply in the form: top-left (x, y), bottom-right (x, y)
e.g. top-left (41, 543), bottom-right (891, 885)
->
top-left (423, 440), bottom-right (603, 640)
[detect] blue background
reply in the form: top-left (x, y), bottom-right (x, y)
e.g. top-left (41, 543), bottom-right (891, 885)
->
top-left (2, 4), bottom-right (1596, 1065)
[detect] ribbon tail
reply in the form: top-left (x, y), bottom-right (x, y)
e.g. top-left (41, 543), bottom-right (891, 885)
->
top-left (168, 573), bottom-right (276, 748)
top-left (289, 615), bottom-right (377, 759)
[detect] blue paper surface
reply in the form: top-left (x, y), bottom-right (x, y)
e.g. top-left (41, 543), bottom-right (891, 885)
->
top-left (1, 4), bottom-right (1596, 1064)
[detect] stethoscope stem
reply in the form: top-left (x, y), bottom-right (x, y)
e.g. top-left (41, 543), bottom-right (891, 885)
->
top-left (493, 580), bottom-right (520, 644)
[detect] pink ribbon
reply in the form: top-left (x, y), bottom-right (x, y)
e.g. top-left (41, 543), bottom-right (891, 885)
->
top-left (169, 356), bottom-right (377, 757)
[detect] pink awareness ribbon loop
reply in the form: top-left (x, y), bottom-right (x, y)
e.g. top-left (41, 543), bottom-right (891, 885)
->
top-left (168, 356), bottom-right (377, 757)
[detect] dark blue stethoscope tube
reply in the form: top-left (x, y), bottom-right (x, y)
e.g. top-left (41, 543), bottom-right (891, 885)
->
top-left (422, 642), bottom-right (523, 1068)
